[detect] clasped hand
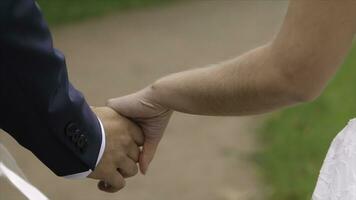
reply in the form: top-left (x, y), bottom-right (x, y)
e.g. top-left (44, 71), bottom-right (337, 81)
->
top-left (89, 87), bottom-right (172, 193)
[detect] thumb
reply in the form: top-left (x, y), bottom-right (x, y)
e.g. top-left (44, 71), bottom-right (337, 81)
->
top-left (139, 138), bottom-right (161, 175)
top-left (107, 95), bottom-right (137, 117)
top-left (98, 170), bottom-right (126, 193)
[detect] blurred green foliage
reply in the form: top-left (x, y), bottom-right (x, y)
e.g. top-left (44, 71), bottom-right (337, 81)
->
top-left (257, 44), bottom-right (356, 199)
top-left (36, 0), bottom-right (174, 25)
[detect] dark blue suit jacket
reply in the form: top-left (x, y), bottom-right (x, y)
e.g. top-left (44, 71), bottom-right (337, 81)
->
top-left (0, 0), bottom-right (103, 176)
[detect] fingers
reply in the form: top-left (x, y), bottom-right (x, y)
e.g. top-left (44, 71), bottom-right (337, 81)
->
top-left (98, 170), bottom-right (125, 193)
top-left (107, 91), bottom-right (172, 176)
top-left (91, 106), bottom-right (145, 194)
top-left (130, 126), bottom-right (144, 146)
top-left (139, 139), bottom-right (161, 175)
top-left (127, 141), bottom-right (140, 162)
top-left (112, 106), bottom-right (144, 146)
top-left (117, 157), bottom-right (139, 178)
top-left (126, 120), bottom-right (144, 146)
top-left (119, 125), bottom-right (141, 162)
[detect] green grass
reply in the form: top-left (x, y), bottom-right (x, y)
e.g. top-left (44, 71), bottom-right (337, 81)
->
top-left (36, 0), bottom-right (175, 25)
top-left (257, 44), bottom-right (356, 200)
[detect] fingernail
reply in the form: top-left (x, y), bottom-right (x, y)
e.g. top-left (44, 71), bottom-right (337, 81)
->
top-left (140, 166), bottom-right (147, 175)
top-left (144, 166), bottom-right (149, 175)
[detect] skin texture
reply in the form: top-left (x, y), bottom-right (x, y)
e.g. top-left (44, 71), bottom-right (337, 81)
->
top-left (108, 0), bottom-right (356, 174)
top-left (108, 90), bottom-right (172, 174)
top-left (88, 107), bottom-right (143, 193)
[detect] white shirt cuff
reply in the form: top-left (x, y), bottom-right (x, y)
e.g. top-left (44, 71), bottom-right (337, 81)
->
top-left (63, 117), bottom-right (106, 179)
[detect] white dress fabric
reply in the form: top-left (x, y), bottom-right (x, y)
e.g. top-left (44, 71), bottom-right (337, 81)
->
top-left (313, 119), bottom-right (356, 200)
top-left (0, 143), bottom-right (48, 200)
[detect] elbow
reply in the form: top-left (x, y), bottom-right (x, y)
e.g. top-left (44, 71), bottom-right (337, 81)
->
top-left (271, 81), bottom-right (322, 106)
top-left (279, 73), bottom-right (326, 104)
top-left (274, 80), bottom-right (323, 105)
top-left (274, 65), bottom-right (326, 104)
top-left (272, 56), bottom-right (328, 104)
top-left (291, 88), bottom-right (323, 103)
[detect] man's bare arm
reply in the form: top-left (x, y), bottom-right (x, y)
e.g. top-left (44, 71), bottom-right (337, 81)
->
top-left (147, 0), bottom-right (356, 115)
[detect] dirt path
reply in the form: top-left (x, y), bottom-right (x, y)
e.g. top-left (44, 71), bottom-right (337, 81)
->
top-left (0, 1), bottom-right (287, 199)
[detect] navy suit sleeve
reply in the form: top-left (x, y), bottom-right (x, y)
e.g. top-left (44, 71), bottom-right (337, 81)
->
top-left (0, 0), bottom-right (103, 176)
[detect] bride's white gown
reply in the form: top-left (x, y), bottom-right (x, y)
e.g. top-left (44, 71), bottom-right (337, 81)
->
top-left (313, 119), bottom-right (356, 199)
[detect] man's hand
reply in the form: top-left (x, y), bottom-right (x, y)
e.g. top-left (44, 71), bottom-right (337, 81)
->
top-left (107, 87), bottom-right (172, 174)
top-left (88, 107), bottom-right (143, 193)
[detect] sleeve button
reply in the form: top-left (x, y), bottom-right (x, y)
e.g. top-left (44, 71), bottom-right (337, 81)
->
top-left (66, 122), bottom-right (79, 137)
top-left (77, 134), bottom-right (88, 153)
top-left (71, 131), bottom-right (81, 143)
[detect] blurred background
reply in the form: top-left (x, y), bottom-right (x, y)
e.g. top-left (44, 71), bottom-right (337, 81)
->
top-left (0, 0), bottom-right (355, 200)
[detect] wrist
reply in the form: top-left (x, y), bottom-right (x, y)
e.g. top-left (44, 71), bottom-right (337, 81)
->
top-left (143, 82), bottom-right (171, 111)
top-left (149, 73), bottom-right (195, 114)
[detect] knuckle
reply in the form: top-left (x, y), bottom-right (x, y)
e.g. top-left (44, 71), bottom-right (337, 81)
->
top-left (115, 153), bottom-right (126, 163)
top-left (117, 180), bottom-right (126, 190)
top-left (131, 151), bottom-right (140, 162)
top-left (137, 135), bottom-right (144, 146)
top-left (133, 126), bottom-right (144, 138)
top-left (127, 122), bottom-right (139, 132)
top-left (128, 165), bottom-right (139, 177)
top-left (123, 166), bottom-right (138, 178)
top-left (120, 135), bottom-right (132, 147)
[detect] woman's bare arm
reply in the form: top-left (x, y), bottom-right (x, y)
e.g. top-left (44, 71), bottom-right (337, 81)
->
top-left (148, 0), bottom-right (356, 116)
top-left (108, 0), bottom-right (356, 173)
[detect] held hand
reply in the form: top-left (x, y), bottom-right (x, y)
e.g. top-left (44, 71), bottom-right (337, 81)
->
top-left (88, 107), bottom-right (143, 193)
top-left (107, 87), bottom-right (172, 174)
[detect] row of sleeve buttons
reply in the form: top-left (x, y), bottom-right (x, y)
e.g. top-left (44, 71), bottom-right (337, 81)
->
top-left (65, 122), bottom-right (88, 153)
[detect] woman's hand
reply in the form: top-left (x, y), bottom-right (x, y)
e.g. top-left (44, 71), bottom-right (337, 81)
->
top-left (107, 87), bottom-right (172, 174)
